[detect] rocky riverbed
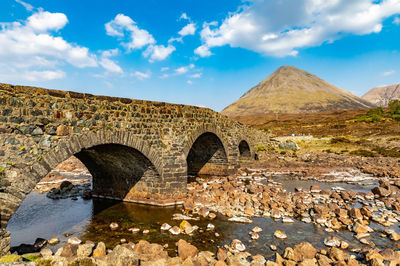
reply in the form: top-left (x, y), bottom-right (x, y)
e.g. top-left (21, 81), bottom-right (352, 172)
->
top-left (3, 168), bottom-right (400, 265)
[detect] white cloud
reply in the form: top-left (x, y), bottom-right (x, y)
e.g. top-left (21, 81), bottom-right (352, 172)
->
top-left (175, 64), bottom-right (194, 75)
top-left (24, 70), bottom-right (66, 81)
top-left (132, 71), bottom-right (151, 80)
top-left (196, 0), bottom-right (400, 57)
top-left (99, 49), bottom-right (123, 73)
top-left (178, 23), bottom-right (196, 36)
top-left (382, 70), bottom-right (396, 76)
top-left (189, 73), bottom-right (202, 78)
top-left (168, 36), bottom-right (183, 43)
top-left (106, 14), bottom-right (175, 62)
top-left (0, 10), bottom-right (98, 82)
top-left (106, 14), bottom-right (155, 50)
top-left (180, 13), bottom-right (189, 21)
top-left (160, 73), bottom-right (169, 78)
top-left (161, 67), bottom-right (169, 71)
top-left (15, 0), bottom-right (33, 11)
top-left (99, 58), bottom-right (122, 74)
top-left (27, 11), bottom-right (68, 32)
top-left (143, 44), bottom-right (175, 62)
top-left (194, 45), bottom-right (212, 57)
top-left (394, 17), bottom-right (400, 25)
top-left (187, 80), bottom-right (193, 85)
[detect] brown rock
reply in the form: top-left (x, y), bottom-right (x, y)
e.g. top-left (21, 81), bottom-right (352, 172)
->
top-left (60, 243), bottom-right (78, 258)
top-left (108, 245), bottom-right (138, 266)
top-left (177, 239), bottom-right (198, 260)
top-left (292, 242), bottom-right (317, 262)
top-left (217, 248), bottom-right (227, 261)
top-left (329, 247), bottom-right (348, 262)
top-left (372, 186), bottom-right (391, 197)
top-left (349, 208), bottom-right (363, 220)
top-left (298, 259), bottom-right (316, 266)
top-left (56, 125), bottom-right (71, 136)
top-left (93, 242), bottom-right (106, 258)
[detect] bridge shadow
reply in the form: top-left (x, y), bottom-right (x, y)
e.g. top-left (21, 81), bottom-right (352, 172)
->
top-left (186, 132), bottom-right (228, 178)
top-left (75, 144), bottom-right (161, 201)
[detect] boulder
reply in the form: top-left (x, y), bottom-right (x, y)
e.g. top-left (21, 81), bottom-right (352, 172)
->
top-left (60, 243), bottom-right (78, 258)
top-left (93, 242), bottom-right (106, 258)
top-left (108, 245), bottom-right (138, 266)
top-left (77, 243), bottom-right (93, 258)
top-left (278, 141), bottom-right (299, 150)
top-left (372, 187), bottom-right (391, 197)
top-left (293, 242), bottom-right (317, 262)
top-left (177, 239), bottom-right (198, 260)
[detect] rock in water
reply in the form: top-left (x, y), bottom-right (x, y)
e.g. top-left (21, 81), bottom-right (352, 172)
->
top-left (274, 230), bottom-right (287, 239)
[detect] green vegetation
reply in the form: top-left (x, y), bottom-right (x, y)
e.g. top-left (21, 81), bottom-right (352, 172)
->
top-left (70, 258), bottom-right (94, 266)
top-left (0, 254), bottom-right (22, 263)
top-left (256, 144), bottom-right (266, 152)
top-left (349, 149), bottom-right (375, 157)
top-left (330, 136), bottom-right (350, 144)
top-left (355, 100), bottom-right (400, 122)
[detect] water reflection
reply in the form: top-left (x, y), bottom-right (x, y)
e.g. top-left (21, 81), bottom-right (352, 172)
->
top-left (7, 185), bottom-right (398, 258)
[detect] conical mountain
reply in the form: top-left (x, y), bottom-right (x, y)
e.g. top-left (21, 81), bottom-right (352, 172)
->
top-left (222, 66), bottom-right (374, 116)
top-left (362, 84), bottom-right (400, 107)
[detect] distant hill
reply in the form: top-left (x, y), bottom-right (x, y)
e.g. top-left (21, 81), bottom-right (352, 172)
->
top-left (362, 84), bottom-right (400, 107)
top-left (221, 66), bottom-right (374, 116)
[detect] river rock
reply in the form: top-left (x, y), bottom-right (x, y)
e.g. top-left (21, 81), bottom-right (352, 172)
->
top-left (109, 222), bottom-right (119, 230)
top-left (169, 226), bottom-right (181, 235)
top-left (324, 236), bottom-right (340, 247)
top-left (177, 239), bottom-right (198, 260)
top-left (68, 237), bottom-right (82, 245)
top-left (160, 223), bottom-right (171, 231)
top-left (77, 243), bottom-right (93, 257)
top-left (274, 230), bottom-right (287, 239)
top-left (228, 217), bottom-right (253, 223)
top-left (48, 236), bottom-right (59, 245)
top-left (133, 240), bottom-right (168, 261)
top-left (93, 242), bottom-right (106, 258)
top-left (231, 239), bottom-right (246, 252)
top-left (179, 220), bottom-right (191, 231)
top-left (372, 186), bottom-right (391, 197)
top-left (217, 248), bottom-right (228, 261)
top-left (60, 243), bottom-right (78, 258)
top-left (292, 242), bottom-right (317, 262)
top-left (40, 248), bottom-right (53, 259)
top-left (252, 226), bottom-right (262, 233)
top-left (108, 245), bottom-right (138, 266)
top-left (128, 227), bottom-right (140, 234)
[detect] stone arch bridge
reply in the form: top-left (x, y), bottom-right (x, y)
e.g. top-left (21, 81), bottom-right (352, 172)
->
top-left (0, 83), bottom-right (268, 254)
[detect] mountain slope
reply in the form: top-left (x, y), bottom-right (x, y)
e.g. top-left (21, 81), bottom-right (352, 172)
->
top-left (221, 66), bottom-right (374, 116)
top-left (362, 84), bottom-right (400, 107)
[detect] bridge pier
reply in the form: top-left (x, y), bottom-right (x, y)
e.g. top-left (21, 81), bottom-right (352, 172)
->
top-left (0, 229), bottom-right (10, 255)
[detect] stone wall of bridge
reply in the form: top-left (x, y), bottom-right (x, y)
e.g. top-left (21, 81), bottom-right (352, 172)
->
top-left (0, 83), bottom-right (269, 255)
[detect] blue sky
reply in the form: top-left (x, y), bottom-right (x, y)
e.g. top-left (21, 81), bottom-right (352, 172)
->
top-left (1, 0), bottom-right (400, 111)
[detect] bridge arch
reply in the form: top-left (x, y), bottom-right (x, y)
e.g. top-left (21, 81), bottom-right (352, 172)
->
top-left (238, 139), bottom-right (252, 159)
top-left (1, 130), bottom-right (163, 234)
top-left (183, 125), bottom-right (231, 176)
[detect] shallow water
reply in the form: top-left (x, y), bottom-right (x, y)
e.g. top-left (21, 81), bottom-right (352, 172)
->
top-left (7, 185), bottom-right (398, 258)
top-left (268, 175), bottom-right (378, 193)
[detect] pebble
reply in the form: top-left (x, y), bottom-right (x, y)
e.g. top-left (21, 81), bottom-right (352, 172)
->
top-left (109, 222), bottom-right (119, 231)
top-left (128, 228), bottom-right (140, 234)
top-left (274, 230), bottom-right (287, 239)
top-left (161, 223), bottom-right (171, 230)
top-left (68, 237), bottom-right (82, 245)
